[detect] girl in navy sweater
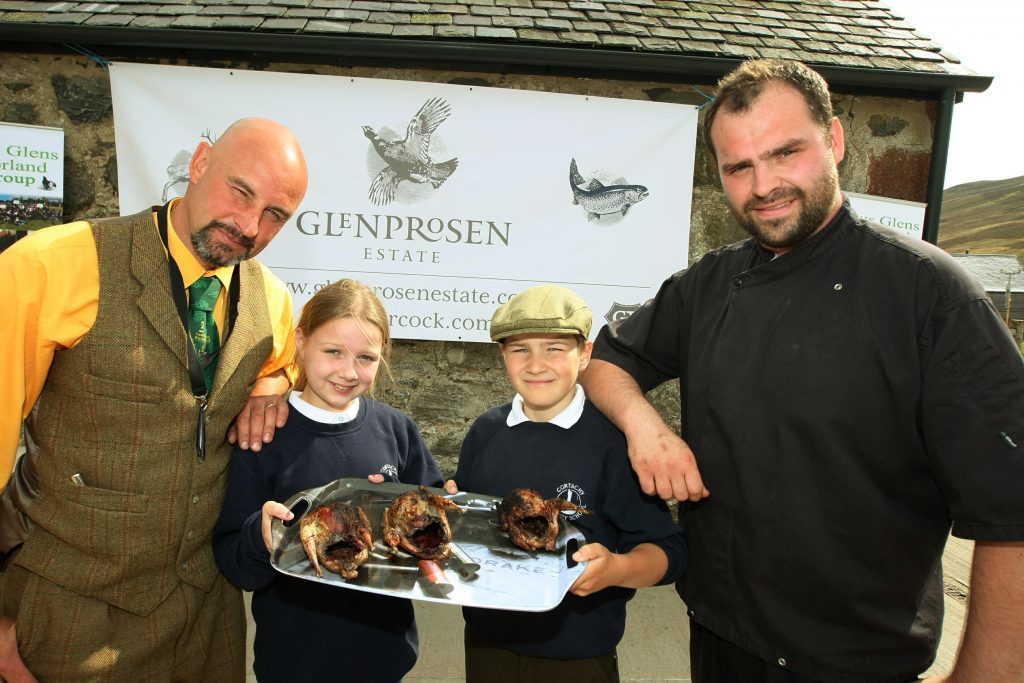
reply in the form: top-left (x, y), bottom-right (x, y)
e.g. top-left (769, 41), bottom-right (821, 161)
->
top-left (213, 278), bottom-right (442, 682)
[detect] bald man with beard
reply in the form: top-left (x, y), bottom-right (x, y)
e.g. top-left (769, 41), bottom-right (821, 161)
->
top-left (0, 118), bottom-right (308, 681)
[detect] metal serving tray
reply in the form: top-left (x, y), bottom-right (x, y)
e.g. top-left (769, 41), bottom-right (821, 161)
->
top-left (270, 478), bottom-right (586, 612)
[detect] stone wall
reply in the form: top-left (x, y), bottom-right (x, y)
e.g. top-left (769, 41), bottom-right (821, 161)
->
top-left (1, 50), bottom-right (936, 476)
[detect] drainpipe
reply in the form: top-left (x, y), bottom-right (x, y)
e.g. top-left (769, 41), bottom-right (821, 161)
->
top-left (922, 87), bottom-right (956, 244)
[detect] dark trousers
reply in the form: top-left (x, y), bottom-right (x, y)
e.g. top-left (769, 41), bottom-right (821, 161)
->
top-left (690, 620), bottom-right (923, 683)
top-left (690, 619), bottom-right (816, 683)
top-left (464, 624), bottom-right (619, 683)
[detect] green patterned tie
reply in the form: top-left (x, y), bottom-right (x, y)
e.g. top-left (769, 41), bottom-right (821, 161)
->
top-left (188, 275), bottom-right (222, 391)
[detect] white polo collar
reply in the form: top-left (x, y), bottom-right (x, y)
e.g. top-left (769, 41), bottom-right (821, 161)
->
top-left (506, 384), bottom-right (586, 428)
top-left (289, 392), bottom-right (361, 424)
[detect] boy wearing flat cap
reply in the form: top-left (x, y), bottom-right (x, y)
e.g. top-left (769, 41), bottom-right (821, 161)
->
top-left (445, 284), bottom-right (687, 683)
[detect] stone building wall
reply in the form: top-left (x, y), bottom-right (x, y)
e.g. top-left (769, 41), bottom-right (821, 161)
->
top-left (1, 51), bottom-right (937, 476)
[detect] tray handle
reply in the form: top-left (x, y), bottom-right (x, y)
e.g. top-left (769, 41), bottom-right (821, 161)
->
top-left (283, 497), bottom-right (313, 528)
top-left (564, 537), bottom-right (580, 568)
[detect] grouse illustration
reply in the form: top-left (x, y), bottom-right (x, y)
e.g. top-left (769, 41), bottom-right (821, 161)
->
top-left (163, 130), bottom-right (214, 202)
top-left (569, 158), bottom-right (649, 220)
top-left (362, 97), bottom-right (460, 206)
top-left (40, 176), bottom-right (57, 191)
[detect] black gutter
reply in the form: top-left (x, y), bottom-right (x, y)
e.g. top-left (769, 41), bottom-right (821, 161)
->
top-left (0, 23), bottom-right (993, 96)
top-left (922, 87), bottom-right (957, 244)
top-left (0, 21), bottom-right (988, 245)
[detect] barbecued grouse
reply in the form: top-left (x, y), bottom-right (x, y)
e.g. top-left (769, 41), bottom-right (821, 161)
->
top-left (498, 487), bottom-right (590, 552)
top-left (299, 502), bottom-right (374, 579)
top-left (383, 486), bottom-right (463, 560)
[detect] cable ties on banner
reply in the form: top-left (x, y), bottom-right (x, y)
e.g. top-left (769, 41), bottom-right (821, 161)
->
top-left (692, 86), bottom-right (716, 110)
top-left (64, 44), bottom-right (110, 69)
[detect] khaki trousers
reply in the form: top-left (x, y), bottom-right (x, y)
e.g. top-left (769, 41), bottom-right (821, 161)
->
top-left (0, 563), bottom-right (245, 682)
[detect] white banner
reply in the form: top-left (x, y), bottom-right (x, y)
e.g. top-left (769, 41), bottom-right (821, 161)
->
top-left (110, 63), bottom-right (697, 341)
top-left (0, 122), bottom-right (64, 231)
top-left (847, 191), bottom-right (926, 240)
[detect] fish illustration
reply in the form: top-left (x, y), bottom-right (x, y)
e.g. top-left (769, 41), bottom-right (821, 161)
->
top-left (569, 158), bottom-right (649, 220)
top-left (362, 97), bottom-right (460, 206)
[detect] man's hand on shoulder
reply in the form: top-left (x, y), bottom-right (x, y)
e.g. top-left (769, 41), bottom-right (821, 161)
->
top-left (581, 358), bottom-right (709, 502)
top-left (229, 394), bottom-right (289, 452)
top-left (630, 422), bottom-right (709, 502)
top-left (229, 369), bottom-right (292, 451)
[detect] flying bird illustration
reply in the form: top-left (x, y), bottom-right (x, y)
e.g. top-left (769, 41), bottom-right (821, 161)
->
top-left (569, 158), bottom-right (649, 220)
top-left (362, 97), bottom-right (460, 206)
top-left (162, 130), bottom-right (215, 202)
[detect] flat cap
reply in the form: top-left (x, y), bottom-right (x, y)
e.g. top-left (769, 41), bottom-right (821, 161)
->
top-left (489, 284), bottom-right (592, 342)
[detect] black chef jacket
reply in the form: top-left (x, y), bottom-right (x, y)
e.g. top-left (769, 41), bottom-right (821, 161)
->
top-left (592, 202), bottom-right (1024, 682)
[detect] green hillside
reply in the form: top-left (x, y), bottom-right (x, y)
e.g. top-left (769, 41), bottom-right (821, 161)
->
top-left (938, 176), bottom-right (1024, 259)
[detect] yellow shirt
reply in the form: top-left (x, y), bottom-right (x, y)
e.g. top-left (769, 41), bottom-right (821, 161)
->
top-left (0, 204), bottom-right (296, 487)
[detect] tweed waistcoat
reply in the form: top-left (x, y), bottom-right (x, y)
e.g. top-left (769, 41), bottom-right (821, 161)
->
top-left (13, 208), bottom-right (274, 616)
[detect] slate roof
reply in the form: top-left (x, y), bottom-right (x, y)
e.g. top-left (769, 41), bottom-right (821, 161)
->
top-left (0, 1), bottom-right (976, 75)
top-left (951, 254), bottom-right (1024, 294)
top-left (951, 254), bottom-right (1024, 322)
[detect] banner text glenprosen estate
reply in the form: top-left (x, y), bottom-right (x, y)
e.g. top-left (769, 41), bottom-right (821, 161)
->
top-left (294, 209), bottom-right (511, 265)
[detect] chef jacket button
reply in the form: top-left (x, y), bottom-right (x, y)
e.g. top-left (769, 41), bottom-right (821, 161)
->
top-left (778, 657), bottom-right (787, 667)
top-left (686, 609), bottom-right (695, 617)
top-left (733, 277), bottom-right (743, 286)
top-left (192, 495), bottom-right (200, 504)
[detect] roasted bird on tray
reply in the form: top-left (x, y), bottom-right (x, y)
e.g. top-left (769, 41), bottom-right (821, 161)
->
top-left (299, 502), bottom-right (374, 579)
top-left (383, 486), bottom-right (463, 560)
top-left (498, 487), bottom-right (591, 552)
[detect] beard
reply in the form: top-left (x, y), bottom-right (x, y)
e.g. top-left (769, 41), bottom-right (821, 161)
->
top-left (728, 164), bottom-right (840, 251)
top-left (191, 221), bottom-right (255, 267)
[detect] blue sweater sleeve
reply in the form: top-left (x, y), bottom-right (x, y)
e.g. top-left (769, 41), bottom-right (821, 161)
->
top-left (395, 412), bottom-right (443, 488)
top-left (212, 446), bottom-right (281, 591)
top-left (452, 406), bottom-right (505, 489)
top-left (451, 422), bottom-right (476, 488)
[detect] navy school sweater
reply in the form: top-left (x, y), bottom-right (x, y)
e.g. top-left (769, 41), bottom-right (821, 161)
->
top-left (454, 400), bottom-right (688, 659)
top-left (212, 397), bottom-right (443, 683)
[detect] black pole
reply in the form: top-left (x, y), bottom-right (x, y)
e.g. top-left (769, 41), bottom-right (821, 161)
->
top-left (922, 87), bottom-right (956, 244)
